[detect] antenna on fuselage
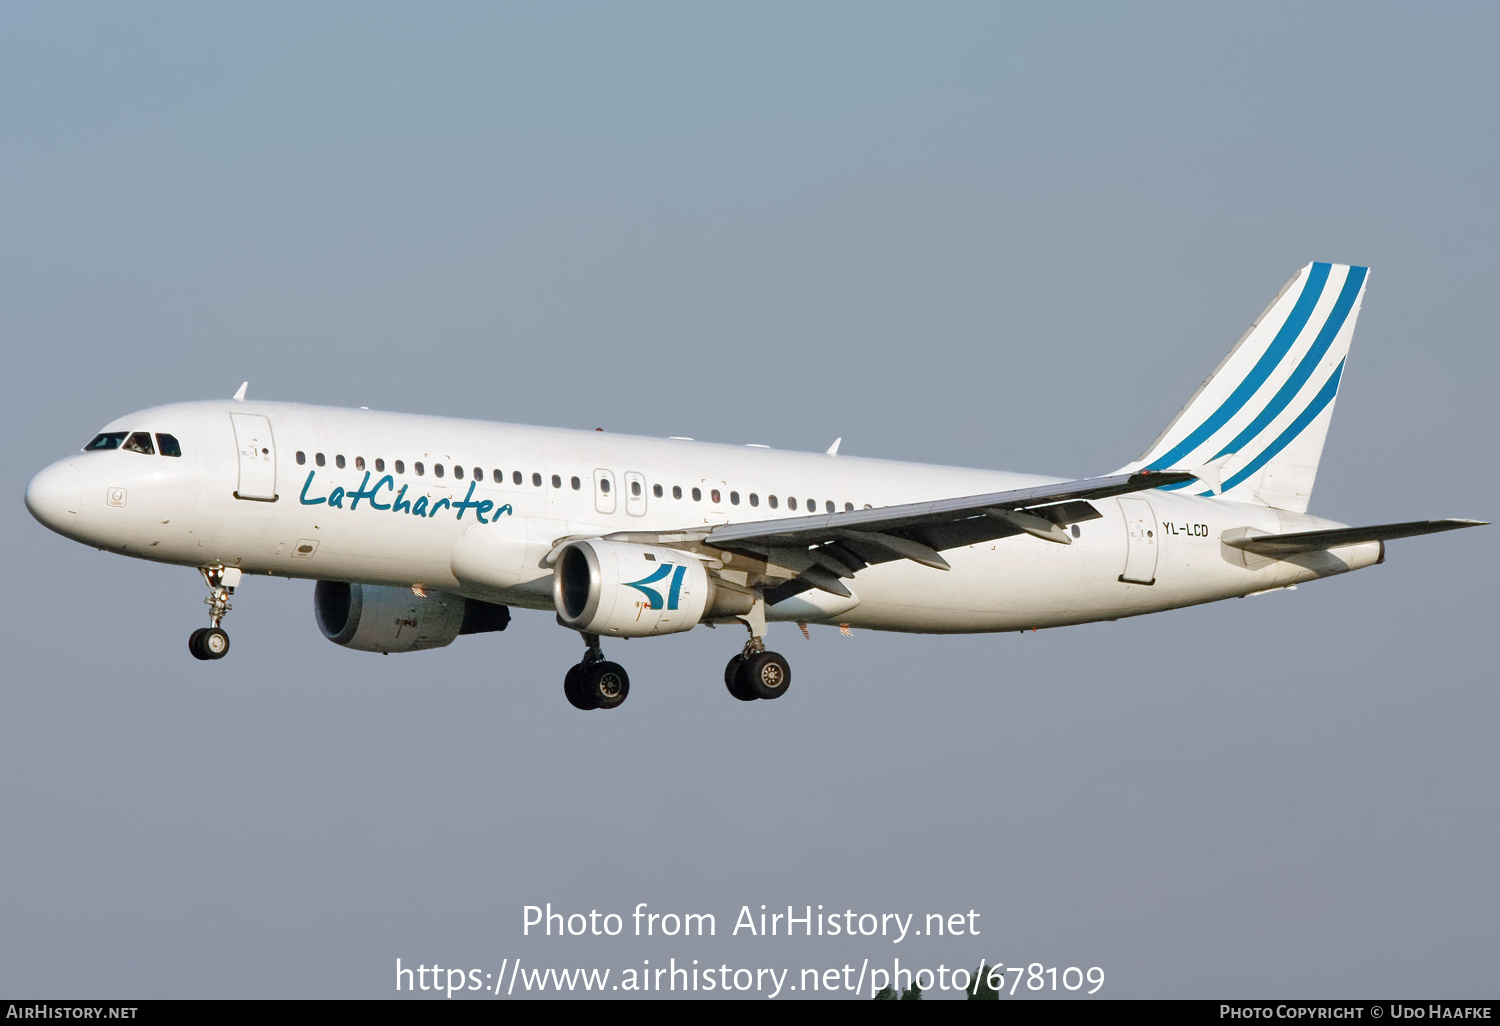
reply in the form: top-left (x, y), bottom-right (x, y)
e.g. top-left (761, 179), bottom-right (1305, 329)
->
top-left (232, 382), bottom-right (248, 402)
top-left (826, 437), bottom-right (842, 456)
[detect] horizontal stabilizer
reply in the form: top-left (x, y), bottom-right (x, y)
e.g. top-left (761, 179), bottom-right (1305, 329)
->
top-left (1223, 519), bottom-right (1486, 556)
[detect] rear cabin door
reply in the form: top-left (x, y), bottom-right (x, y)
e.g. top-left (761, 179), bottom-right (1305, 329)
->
top-left (230, 413), bottom-right (278, 501)
top-left (1117, 496), bottom-right (1158, 584)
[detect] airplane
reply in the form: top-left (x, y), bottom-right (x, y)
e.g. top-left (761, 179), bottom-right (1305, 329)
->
top-left (24, 262), bottom-right (1484, 711)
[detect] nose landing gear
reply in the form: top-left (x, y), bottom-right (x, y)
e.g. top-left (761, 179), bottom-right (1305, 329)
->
top-left (189, 565), bottom-right (240, 661)
top-left (564, 633), bottom-right (630, 710)
top-left (188, 626), bottom-right (230, 660)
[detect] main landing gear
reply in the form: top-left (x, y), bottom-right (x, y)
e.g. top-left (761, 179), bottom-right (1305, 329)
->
top-left (724, 638), bottom-right (791, 702)
top-left (564, 634), bottom-right (630, 711)
top-left (724, 600), bottom-right (790, 702)
top-left (189, 565), bottom-right (240, 661)
top-left (557, 602), bottom-right (792, 710)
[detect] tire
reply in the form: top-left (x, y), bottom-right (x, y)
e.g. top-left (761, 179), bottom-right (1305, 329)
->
top-left (188, 628), bottom-right (210, 661)
top-left (584, 661), bottom-right (630, 710)
top-left (201, 627), bottom-right (230, 660)
top-left (724, 656), bottom-right (757, 702)
top-left (743, 651), bottom-right (790, 700)
top-left (564, 664), bottom-right (596, 710)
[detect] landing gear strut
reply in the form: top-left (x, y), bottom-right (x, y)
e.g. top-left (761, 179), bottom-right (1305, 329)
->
top-left (189, 565), bottom-right (240, 661)
top-left (564, 633), bottom-right (630, 711)
top-left (723, 599), bottom-right (790, 701)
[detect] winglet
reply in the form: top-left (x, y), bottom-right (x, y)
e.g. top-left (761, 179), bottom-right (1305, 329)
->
top-left (826, 437), bottom-right (842, 456)
top-left (233, 382), bottom-right (248, 402)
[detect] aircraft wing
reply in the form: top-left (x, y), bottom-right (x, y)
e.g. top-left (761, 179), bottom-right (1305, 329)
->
top-left (1222, 518), bottom-right (1487, 556)
top-left (596, 470), bottom-right (1196, 599)
top-left (706, 471), bottom-right (1192, 552)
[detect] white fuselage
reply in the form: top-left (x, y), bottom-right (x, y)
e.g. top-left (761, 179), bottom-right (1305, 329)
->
top-left (28, 400), bottom-right (1382, 634)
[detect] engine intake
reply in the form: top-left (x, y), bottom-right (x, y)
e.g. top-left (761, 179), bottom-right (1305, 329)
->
top-left (314, 581), bottom-right (509, 653)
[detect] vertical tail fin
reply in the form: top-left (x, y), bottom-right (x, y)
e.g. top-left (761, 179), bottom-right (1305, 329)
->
top-left (1118, 261), bottom-right (1369, 513)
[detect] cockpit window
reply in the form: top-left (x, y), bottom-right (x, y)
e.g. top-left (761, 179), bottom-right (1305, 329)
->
top-left (123, 432), bottom-right (155, 455)
top-left (156, 433), bottom-right (182, 457)
top-left (84, 432), bottom-right (127, 451)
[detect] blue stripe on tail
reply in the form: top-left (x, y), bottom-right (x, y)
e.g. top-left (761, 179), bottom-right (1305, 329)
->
top-left (1194, 359), bottom-right (1346, 496)
top-left (1210, 266), bottom-right (1366, 461)
top-left (1146, 262), bottom-right (1331, 471)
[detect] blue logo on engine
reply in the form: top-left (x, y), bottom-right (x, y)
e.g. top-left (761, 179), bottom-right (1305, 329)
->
top-left (624, 563), bottom-right (688, 610)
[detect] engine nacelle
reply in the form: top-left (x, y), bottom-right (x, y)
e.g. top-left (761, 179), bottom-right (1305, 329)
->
top-left (314, 581), bottom-right (509, 654)
top-left (553, 540), bottom-right (724, 637)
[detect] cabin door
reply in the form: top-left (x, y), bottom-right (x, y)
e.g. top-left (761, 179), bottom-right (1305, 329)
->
top-left (593, 469), bottom-right (616, 515)
top-left (230, 414), bottom-right (278, 501)
top-left (1117, 496), bottom-right (1158, 584)
top-left (624, 472), bottom-right (647, 516)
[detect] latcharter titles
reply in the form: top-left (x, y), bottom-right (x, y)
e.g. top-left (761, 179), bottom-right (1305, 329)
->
top-left (299, 471), bottom-right (513, 524)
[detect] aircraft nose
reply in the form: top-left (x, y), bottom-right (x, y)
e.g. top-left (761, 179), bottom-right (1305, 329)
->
top-left (25, 461), bottom-right (82, 535)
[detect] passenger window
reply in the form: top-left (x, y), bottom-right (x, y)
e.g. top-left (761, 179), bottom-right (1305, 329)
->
top-left (395, 460), bottom-right (405, 474)
top-left (807, 498), bottom-right (815, 511)
top-left (473, 467), bottom-right (481, 481)
top-left (375, 458), bottom-right (385, 472)
top-left (672, 485), bottom-right (682, 499)
top-left (599, 477), bottom-right (609, 493)
top-left (845, 502), bottom-right (853, 512)
top-left (84, 432), bottom-right (127, 451)
top-left (769, 496), bottom-right (778, 509)
top-left (691, 487), bottom-right (701, 502)
top-left (572, 476), bottom-right (582, 490)
top-left (316, 453), bottom-right (326, 467)
top-left (552, 474), bottom-right (562, 488)
top-left (652, 484), bottom-right (662, 498)
top-left (355, 456), bottom-right (365, 471)
top-left (336, 455), bottom-right (345, 469)
top-left (454, 465), bottom-right (464, 480)
top-left (749, 493), bottom-right (759, 507)
top-left (825, 500), bottom-right (835, 513)
top-left (788, 497), bottom-right (797, 511)
top-left (533, 472), bottom-right (543, 487)
top-left (631, 480), bottom-right (642, 496)
top-left (513, 471), bottom-right (523, 485)
top-left (711, 489), bottom-right (721, 504)
top-left (415, 462), bottom-right (425, 476)
top-left (434, 464), bottom-right (444, 478)
top-left (156, 434), bottom-right (182, 458)
top-left (123, 431), bottom-right (155, 455)
top-left (730, 491), bottom-right (739, 505)
top-left (296, 451), bottom-right (306, 465)
top-left (493, 470), bottom-right (503, 484)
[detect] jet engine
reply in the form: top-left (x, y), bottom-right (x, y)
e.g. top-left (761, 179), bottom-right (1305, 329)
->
top-left (313, 581), bottom-right (509, 654)
top-left (552, 540), bottom-right (750, 637)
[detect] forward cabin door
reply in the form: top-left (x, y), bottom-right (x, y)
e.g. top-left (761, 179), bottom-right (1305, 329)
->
top-left (230, 413), bottom-right (278, 501)
top-left (1117, 496), bottom-right (1158, 584)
